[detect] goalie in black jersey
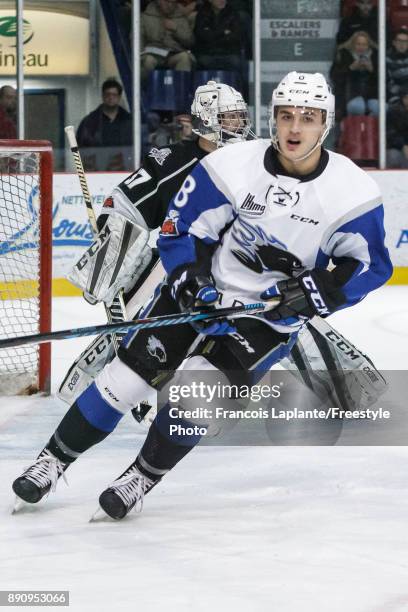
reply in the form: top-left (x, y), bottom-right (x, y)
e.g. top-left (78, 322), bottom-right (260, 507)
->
top-left (12, 77), bottom-right (387, 519)
top-left (57, 80), bottom-right (255, 405)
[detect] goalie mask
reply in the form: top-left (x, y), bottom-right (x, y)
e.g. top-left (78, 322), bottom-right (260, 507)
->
top-left (269, 71), bottom-right (335, 161)
top-left (191, 81), bottom-right (255, 146)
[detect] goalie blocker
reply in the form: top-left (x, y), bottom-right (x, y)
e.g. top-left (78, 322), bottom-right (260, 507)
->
top-left (67, 213), bottom-right (152, 306)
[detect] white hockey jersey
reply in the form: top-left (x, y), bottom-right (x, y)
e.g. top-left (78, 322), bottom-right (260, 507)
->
top-left (158, 139), bottom-right (392, 330)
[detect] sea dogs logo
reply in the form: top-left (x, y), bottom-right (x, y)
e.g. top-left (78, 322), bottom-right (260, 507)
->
top-left (147, 336), bottom-right (167, 363)
top-left (231, 218), bottom-right (303, 275)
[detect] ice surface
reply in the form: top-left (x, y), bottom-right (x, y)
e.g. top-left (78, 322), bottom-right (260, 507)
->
top-left (1, 287), bottom-right (408, 612)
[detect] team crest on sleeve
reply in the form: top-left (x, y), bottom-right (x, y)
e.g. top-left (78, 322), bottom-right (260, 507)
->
top-left (103, 196), bottom-right (114, 208)
top-left (148, 147), bottom-right (171, 166)
top-left (160, 210), bottom-right (180, 236)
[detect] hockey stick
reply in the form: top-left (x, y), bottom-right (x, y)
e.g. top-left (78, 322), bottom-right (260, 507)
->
top-left (0, 302), bottom-right (275, 349)
top-left (64, 126), bottom-right (127, 353)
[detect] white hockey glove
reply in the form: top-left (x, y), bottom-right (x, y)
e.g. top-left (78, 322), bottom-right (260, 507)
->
top-left (67, 214), bottom-right (152, 306)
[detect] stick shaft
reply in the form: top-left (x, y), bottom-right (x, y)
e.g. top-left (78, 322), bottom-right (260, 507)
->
top-left (64, 125), bottom-right (127, 349)
top-left (0, 303), bottom-right (269, 349)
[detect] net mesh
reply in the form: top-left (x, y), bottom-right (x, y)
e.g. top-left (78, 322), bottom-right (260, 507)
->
top-left (0, 152), bottom-right (41, 394)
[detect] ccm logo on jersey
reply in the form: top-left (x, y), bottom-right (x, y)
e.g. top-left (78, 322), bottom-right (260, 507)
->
top-left (76, 225), bottom-right (111, 271)
top-left (240, 193), bottom-right (265, 216)
top-left (301, 275), bottom-right (330, 316)
top-left (290, 214), bottom-right (319, 225)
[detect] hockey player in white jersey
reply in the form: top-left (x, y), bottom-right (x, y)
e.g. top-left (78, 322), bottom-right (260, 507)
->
top-left (12, 72), bottom-right (392, 520)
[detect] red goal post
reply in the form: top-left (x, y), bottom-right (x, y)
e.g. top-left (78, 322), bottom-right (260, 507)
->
top-left (0, 140), bottom-right (53, 395)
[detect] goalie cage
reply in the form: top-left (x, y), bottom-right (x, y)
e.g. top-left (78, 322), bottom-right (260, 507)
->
top-left (0, 140), bottom-right (52, 395)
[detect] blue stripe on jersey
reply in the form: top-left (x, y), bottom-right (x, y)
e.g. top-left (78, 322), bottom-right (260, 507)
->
top-left (315, 249), bottom-right (330, 269)
top-left (77, 382), bottom-right (124, 433)
top-left (158, 162), bottom-right (232, 276)
top-left (328, 204), bottom-right (393, 307)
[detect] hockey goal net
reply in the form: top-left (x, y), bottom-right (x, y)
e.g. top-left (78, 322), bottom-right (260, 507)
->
top-left (0, 140), bottom-right (52, 395)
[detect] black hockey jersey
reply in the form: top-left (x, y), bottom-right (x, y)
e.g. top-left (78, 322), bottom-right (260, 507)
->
top-left (102, 140), bottom-right (208, 230)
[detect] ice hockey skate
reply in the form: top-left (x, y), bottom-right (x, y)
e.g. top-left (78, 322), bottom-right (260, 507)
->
top-left (96, 460), bottom-right (159, 520)
top-left (12, 449), bottom-right (68, 510)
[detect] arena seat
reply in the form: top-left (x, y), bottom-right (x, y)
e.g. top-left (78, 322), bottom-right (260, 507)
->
top-left (192, 70), bottom-right (241, 91)
top-left (337, 115), bottom-right (378, 165)
top-left (147, 70), bottom-right (192, 113)
top-left (390, 7), bottom-right (408, 31)
top-left (341, 0), bottom-right (378, 18)
top-left (389, 0), bottom-right (408, 9)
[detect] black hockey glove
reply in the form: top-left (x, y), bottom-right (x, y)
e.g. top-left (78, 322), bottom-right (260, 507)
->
top-left (177, 276), bottom-right (236, 336)
top-left (261, 269), bottom-right (346, 323)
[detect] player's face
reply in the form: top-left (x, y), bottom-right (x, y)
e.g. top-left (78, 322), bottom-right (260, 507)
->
top-left (275, 106), bottom-right (325, 160)
top-left (219, 110), bottom-right (247, 134)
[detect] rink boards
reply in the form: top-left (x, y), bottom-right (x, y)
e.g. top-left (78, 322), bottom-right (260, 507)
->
top-left (3, 169), bottom-right (408, 298)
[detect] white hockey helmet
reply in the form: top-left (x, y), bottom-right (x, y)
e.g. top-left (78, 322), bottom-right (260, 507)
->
top-left (191, 80), bottom-right (254, 146)
top-left (270, 71), bottom-right (335, 156)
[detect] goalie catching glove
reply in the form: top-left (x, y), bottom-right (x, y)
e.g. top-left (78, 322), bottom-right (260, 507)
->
top-left (67, 214), bottom-right (152, 306)
top-left (261, 269), bottom-right (346, 323)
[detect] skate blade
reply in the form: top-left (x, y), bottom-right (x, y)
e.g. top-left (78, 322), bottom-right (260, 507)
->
top-left (89, 507), bottom-right (113, 523)
top-left (11, 496), bottom-right (28, 514)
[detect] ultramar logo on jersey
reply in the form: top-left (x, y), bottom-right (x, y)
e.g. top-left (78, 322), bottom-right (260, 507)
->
top-left (302, 275), bottom-right (330, 316)
top-left (240, 193), bottom-right (266, 217)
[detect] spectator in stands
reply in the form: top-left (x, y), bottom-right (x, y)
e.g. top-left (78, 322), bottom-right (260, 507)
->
top-left (0, 85), bottom-right (17, 139)
top-left (175, 113), bottom-right (194, 140)
top-left (387, 29), bottom-right (408, 104)
top-left (118, 0), bottom-right (132, 41)
top-left (387, 87), bottom-right (408, 168)
top-left (177, 1), bottom-right (199, 26)
top-left (76, 78), bottom-right (132, 171)
top-left (330, 31), bottom-right (378, 119)
top-left (193, 0), bottom-right (243, 72)
top-left (141, 0), bottom-right (194, 80)
top-left (337, 0), bottom-right (380, 45)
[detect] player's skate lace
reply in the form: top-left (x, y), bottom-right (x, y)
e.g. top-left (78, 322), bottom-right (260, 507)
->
top-left (108, 467), bottom-right (154, 513)
top-left (99, 463), bottom-right (157, 519)
top-left (21, 449), bottom-right (68, 493)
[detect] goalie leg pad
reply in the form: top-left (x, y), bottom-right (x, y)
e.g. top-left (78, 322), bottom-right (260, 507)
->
top-left (282, 317), bottom-right (387, 411)
top-left (57, 333), bottom-right (115, 405)
top-left (67, 214), bottom-right (152, 306)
